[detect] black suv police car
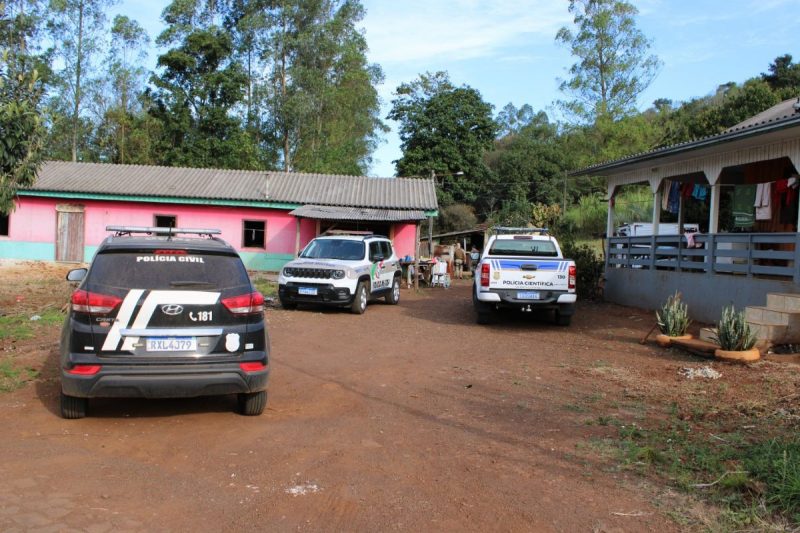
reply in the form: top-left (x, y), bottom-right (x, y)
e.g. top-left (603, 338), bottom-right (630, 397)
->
top-left (60, 226), bottom-right (270, 418)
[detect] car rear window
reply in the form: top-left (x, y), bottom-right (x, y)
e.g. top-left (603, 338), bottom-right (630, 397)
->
top-left (87, 251), bottom-right (251, 290)
top-left (301, 239), bottom-right (364, 261)
top-left (489, 239), bottom-right (559, 257)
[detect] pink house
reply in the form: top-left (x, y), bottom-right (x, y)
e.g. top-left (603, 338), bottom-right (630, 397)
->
top-left (1, 161), bottom-right (438, 270)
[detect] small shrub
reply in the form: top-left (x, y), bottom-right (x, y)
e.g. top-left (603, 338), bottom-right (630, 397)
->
top-left (656, 292), bottom-right (691, 336)
top-left (560, 239), bottom-right (604, 299)
top-left (714, 305), bottom-right (756, 351)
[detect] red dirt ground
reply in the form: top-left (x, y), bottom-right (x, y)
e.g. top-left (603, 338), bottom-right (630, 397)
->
top-left (1, 261), bottom-right (797, 531)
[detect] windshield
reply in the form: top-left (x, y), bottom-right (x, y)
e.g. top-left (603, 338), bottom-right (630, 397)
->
top-left (300, 239), bottom-right (365, 261)
top-left (489, 239), bottom-right (559, 257)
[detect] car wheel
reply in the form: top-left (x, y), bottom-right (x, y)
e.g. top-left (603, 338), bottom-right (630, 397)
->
top-left (472, 286), bottom-right (494, 325)
top-left (555, 312), bottom-right (572, 327)
top-left (385, 277), bottom-right (400, 305)
top-left (279, 296), bottom-right (297, 310)
top-left (350, 282), bottom-right (367, 314)
top-left (238, 390), bottom-right (267, 416)
top-left (60, 391), bottom-right (87, 419)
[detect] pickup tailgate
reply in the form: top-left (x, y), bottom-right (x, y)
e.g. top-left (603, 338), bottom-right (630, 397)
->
top-left (486, 258), bottom-right (571, 292)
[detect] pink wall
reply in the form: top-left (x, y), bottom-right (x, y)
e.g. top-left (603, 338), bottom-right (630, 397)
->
top-left (14, 196), bottom-right (299, 254)
top-left (11, 196), bottom-right (422, 259)
top-left (393, 222), bottom-right (418, 259)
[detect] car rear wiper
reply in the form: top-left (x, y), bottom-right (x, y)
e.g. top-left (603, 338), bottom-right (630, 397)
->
top-left (169, 281), bottom-right (216, 287)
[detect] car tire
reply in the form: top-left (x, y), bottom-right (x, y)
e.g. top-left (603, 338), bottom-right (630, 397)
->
top-left (279, 297), bottom-right (297, 310)
top-left (385, 277), bottom-right (400, 305)
top-left (472, 286), bottom-right (494, 325)
top-left (350, 281), bottom-right (367, 314)
top-left (60, 391), bottom-right (87, 419)
top-left (555, 312), bottom-right (572, 327)
top-left (238, 390), bottom-right (267, 416)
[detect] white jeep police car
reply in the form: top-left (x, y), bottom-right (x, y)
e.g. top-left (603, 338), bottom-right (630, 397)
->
top-left (278, 234), bottom-right (401, 314)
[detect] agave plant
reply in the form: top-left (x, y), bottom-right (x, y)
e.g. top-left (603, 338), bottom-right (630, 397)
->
top-left (656, 292), bottom-right (691, 337)
top-left (713, 305), bottom-right (757, 351)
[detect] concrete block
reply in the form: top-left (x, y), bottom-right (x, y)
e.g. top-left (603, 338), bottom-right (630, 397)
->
top-left (745, 306), bottom-right (766, 323)
top-left (785, 294), bottom-right (800, 313)
top-left (767, 293), bottom-right (787, 311)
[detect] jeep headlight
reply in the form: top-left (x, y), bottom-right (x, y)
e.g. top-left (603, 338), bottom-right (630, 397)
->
top-left (331, 269), bottom-right (345, 280)
top-left (283, 267), bottom-right (295, 277)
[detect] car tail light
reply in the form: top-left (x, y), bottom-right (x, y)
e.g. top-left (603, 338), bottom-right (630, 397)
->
top-left (240, 361), bottom-right (267, 373)
top-left (71, 290), bottom-right (122, 315)
top-left (154, 249), bottom-right (187, 255)
top-left (68, 364), bottom-right (101, 375)
top-left (480, 263), bottom-right (490, 287)
top-left (568, 265), bottom-right (576, 290)
top-left (222, 291), bottom-right (265, 315)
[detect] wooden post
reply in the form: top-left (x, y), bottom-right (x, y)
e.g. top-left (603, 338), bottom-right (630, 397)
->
top-left (708, 184), bottom-right (721, 234)
top-left (652, 184), bottom-right (662, 236)
top-left (294, 217), bottom-right (301, 256)
top-left (414, 222), bottom-right (420, 291)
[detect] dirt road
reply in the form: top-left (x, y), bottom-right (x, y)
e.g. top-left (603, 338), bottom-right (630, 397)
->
top-left (1, 268), bottom-right (688, 531)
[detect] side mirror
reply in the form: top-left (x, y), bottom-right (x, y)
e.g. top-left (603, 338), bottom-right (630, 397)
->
top-left (66, 268), bottom-right (87, 282)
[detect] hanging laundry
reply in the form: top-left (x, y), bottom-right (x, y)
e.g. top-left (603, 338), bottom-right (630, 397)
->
top-left (667, 181), bottom-right (681, 214)
top-left (754, 182), bottom-right (771, 221)
top-left (780, 187), bottom-right (799, 225)
top-left (681, 183), bottom-right (693, 199)
top-left (733, 185), bottom-right (756, 228)
top-left (691, 184), bottom-right (708, 201)
top-left (661, 180), bottom-right (671, 211)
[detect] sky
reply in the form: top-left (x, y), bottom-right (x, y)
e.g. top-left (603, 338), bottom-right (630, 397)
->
top-left (115, 0), bottom-right (800, 177)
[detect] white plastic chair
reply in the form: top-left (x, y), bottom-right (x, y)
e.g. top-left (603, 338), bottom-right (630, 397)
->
top-left (430, 261), bottom-right (451, 288)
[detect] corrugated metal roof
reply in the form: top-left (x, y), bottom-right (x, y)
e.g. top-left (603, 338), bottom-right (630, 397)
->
top-left (572, 98), bottom-right (800, 177)
top-left (289, 205), bottom-right (427, 221)
top-left (27, 161), bottom-right (438, 210)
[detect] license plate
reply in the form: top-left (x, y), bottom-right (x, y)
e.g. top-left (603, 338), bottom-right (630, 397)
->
top-left (298, 287), bottom-right (317, 296)
top-left (146, 337), bottom-right (196, 352)
top-left (517, 291), bottom-right (540, 300)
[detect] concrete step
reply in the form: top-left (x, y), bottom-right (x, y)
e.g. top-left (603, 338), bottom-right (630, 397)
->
top-left (766, 292), bottom-right (800, 312)
top-left (748, 320), bottom-right (789, 344)
top-left (745, 305), bottom-right (800, 327)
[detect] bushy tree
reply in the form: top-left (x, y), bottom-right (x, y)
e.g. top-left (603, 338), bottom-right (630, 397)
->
top-left (0, 1), bottom-right (45, 213)
top-left (389, 71), bottom-right (496, 205)
top-left (149, 1), bottom-right (259, 169)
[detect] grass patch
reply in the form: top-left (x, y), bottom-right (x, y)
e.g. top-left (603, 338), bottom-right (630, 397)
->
top-left (0, 308), bottom-right (65, 341)
top-left (252, 278), bottom-right (278, 298)
top-left (0, 358), bottom-right (39, 392)
top-left (601, 414), bottom-right (800, 527)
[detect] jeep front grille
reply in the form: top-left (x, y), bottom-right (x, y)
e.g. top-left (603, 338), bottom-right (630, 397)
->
top-left (290, 268), bottom-right (333, 279)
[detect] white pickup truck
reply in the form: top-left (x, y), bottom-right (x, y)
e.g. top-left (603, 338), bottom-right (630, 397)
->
top-left (472, 228), bottom-right (576, 326)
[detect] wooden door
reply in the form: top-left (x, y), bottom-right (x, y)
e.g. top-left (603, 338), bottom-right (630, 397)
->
top-left (55, 205), bottom-right (85, 262)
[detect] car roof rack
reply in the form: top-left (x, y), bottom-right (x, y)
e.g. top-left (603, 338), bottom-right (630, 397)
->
top-left (491, 226), bottom-right (549, 236)
top-left (320, 230), bottom-right (388, 240)
top-left (106, 226), bottom-right (221, 239)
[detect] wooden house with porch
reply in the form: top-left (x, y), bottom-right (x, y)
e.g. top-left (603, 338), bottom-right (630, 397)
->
top-left (572, 98), bottom-right (800, 343)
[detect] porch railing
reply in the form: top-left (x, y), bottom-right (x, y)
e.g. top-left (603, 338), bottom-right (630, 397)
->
top-left (606, 232), bottom-right (800, 283)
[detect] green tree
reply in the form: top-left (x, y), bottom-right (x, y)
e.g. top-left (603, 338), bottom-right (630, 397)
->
top-left (0, 2), bottom-right (45, 213)
top-left (233, 0), bottom-right (384, 174)
top-left (149, 0), bottom-right (259, 169)
top-left (485, 110), bottom-right (570, 220)
top-left (97, 15), bottom-right (149, 164)
top-left (555, 0), bottom-right (660, 123)
top-left (762, 54), bottom-right (800, 97)
top-left (389, 71), bottom-right (496, 205)
top-left (45, 0), bottom-right (114, 162)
